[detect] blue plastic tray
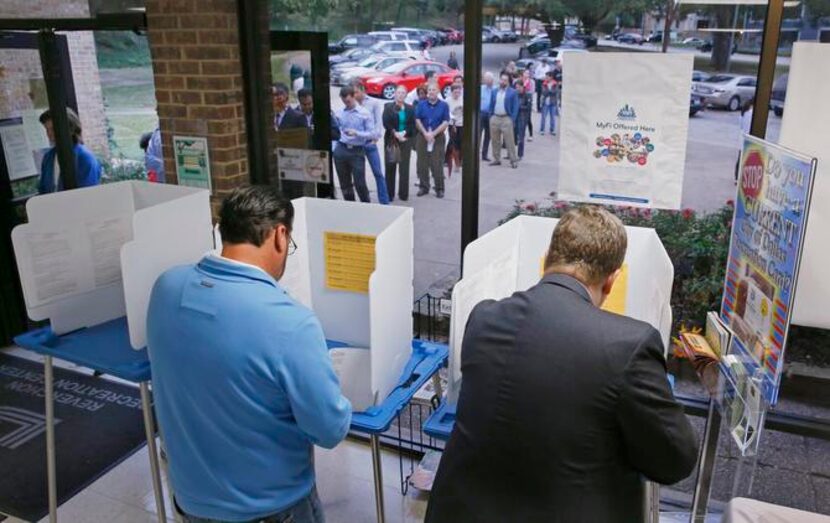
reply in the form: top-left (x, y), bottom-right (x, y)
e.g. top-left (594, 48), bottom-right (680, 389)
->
top-left (350, 340), bottom-right (448, 434)
top-left (423, 400), bottom-right (456, 441)
top-left (14, 317), bottom-right (152, 383)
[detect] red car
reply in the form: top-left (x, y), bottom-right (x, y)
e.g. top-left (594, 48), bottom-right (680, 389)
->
top-left (361, 61), bottom-right (460, 100)
top-left (439, 27), bottom-right (464, 44)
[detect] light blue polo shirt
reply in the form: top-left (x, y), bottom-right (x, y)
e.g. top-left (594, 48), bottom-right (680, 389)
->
top-left (147, 255), bottom-right (352, 521)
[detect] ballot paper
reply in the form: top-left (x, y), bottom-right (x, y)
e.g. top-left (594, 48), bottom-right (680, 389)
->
top-left (0, 122), bottom-right (38, 180)
top-left (324, 231), bottom-right (376, 293)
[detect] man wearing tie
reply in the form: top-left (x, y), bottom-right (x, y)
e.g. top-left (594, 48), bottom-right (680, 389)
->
top-left (273, 83), bottom-right (307, 131)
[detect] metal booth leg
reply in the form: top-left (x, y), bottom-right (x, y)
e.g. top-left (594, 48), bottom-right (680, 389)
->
top-left (44, 356), bottom-right (58, 523)
top-left (370, 434), bottom-right (386, 523)
top-left (140, 382), bottom-right (168, 522)
top-left (690, 400), bottom-right (722, 523)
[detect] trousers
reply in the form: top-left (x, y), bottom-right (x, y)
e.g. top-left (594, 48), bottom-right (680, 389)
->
top-left (416, 133), bottom-right (446, 192)
top-left (490, 115), bottom-right (517, 163)
top-left (333, 144), bottom-right (369, 202)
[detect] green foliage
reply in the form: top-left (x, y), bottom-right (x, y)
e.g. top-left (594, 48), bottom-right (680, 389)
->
top-left (100, 156), bottom-right (147, 183)
top-left (93, 31), bottom-right (151, 69)
top-left (503, 200), bottom-right (734, 334)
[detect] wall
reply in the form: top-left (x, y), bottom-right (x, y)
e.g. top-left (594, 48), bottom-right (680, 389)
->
top-left (145, 0), bottom-right (252, 212)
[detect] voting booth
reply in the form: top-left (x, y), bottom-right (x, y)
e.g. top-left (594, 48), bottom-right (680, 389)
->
top-left (447, 215), bottom-right (674, 402)
top-left (279, 198), bottom-right (414, 411)
top-left (11, 181), bottom-right (213, 347)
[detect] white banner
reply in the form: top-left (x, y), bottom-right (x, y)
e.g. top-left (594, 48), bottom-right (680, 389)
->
top-left (558, 53), bottom-right (693, 209)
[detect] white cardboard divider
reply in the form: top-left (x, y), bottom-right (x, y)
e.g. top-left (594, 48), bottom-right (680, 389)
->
top-left (280, 198), bottom-right (414, 411)
top-left (12, 181), bottom-right (213, 348)
top-left (778, 42), bottom-right (830, 329)
top-left (448, 215), bottom-right (673, 402)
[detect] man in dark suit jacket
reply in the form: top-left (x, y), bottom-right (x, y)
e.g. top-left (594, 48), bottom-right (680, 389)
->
top-left (426, 206), bottom-right (698, 523)
top-left (487, 73), bottom-right (520, 168)
top-left (272, 83), bottom-right (308, 131)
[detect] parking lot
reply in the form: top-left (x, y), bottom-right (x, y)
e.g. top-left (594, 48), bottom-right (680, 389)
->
top-left (328, 41), bottom-right (781, 296)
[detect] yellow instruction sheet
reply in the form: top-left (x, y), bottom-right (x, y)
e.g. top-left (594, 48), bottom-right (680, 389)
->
top-left (324, 232), bottom-right (376, 293)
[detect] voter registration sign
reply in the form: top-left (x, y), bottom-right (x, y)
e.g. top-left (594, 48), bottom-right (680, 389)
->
top-left (173, 135), bottom-right (212, 192)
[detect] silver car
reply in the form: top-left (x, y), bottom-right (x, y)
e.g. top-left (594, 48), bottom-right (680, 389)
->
top-left (692, 74), bottom-right (756, 111)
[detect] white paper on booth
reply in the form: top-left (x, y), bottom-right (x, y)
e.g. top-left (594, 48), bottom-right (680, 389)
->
top-left (330, 347), bottom-right (373, 411)
top-left (88, 215), bottom-right (132, 287)
top-left (25, 229), bottom-right (82, 303)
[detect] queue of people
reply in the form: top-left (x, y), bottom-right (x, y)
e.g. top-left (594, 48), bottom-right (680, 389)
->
top-left (144, 188), bottom-right (698, 523)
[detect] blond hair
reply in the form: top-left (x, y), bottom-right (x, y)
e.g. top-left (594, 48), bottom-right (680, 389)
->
top-left (544, 206), bottom-right (627, 284)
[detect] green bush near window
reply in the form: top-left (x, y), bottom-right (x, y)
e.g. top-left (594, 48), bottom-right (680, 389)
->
top-left (100, 156), bottom-right (147, 183)
top-left (502, 199), bottom-right (830, 367)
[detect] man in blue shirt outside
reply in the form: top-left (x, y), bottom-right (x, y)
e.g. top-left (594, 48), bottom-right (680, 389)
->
top-left (147, 186), bottom-right (351, 523)
top-left (479, 72), bottom-right (495, 162)
top-left (353, 81), bottom-right (390, 205)
top-left (414, 82), bottom-right (450, 199)
top-left (488, 72), bottom-right (520, 169)
top-left (37, 108), bottom-right (101, 194)
top-left (333, 85), bottom-right (374, 202)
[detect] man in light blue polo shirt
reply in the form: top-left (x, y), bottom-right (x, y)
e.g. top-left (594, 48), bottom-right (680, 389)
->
top-left (147, 186), bottom-right (351, 523)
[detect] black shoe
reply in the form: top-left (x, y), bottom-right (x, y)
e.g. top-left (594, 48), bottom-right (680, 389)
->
top-left (417, 188), bottom-right (429, 197)
top-left (436, 190), bottom-right (444, 199)
top-left (511, 161), bottom-right (518, 169)
top-left (399, 196), bottom-right (409, 201)
top-left (482, 156), bottom-right (490, 161)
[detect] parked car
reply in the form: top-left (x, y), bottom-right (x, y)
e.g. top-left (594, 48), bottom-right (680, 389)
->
top-left (692, 70), bottom-right (711, 83)
top-left (692, 74), bottom-right (756, 111)
top-left (360, 61), bottom-right (459, 100)
top-left (391, 27), bottom-right (434, 47)
top-left (683, 37), bottom-right (706, 47)
top-left (690, 93), bottom-right (705, 116)
top-left (437, 27), bottom-right (463, 44)
top-left (647, 30), bottom-right (677, 43)
top-left (482, 26), bottom-right (516, 43)
top-left (332, 55), bottom-right (406, 85)
top-left (329, 46), bottom-right (377, 66)
top-left (567, 32), bottom-right (598, 48)
top-left (617, 33), bottom-right (645, 45)
top-left (519, 38), bottom-right (550, 58)
top-left (368, 31), bottom-right (409, 42)
top-left (331, 53), bottom-right (386, 73)
top-left (770, 73), bottom-right (788, 117)
top-left (329, 34), bottom-right (376, 55)
top-left (371, 40), bottom-right (423, 59)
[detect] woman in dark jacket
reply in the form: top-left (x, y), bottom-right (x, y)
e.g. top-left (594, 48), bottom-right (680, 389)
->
top-left (382, 85), bottom-right (417, 201)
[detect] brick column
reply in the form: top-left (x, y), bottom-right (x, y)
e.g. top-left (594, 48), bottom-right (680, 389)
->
top-left (145, 0), bottom-right (249, 211)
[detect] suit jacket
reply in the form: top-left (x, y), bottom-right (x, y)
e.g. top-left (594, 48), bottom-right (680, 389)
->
top-left (426, 273), bottom-right (698, 523)
top-left (381, 102), bottom-right (416, 144)
top-left (38, 143), bottom-right (102, 194)
top-left (274, 107), bottom-right (308, 131)
top-left (488, 87), bottom-right (519, 123)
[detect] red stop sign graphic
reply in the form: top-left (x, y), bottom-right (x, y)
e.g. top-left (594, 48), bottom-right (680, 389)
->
top-left (741, 150), bottom-right (764, 200)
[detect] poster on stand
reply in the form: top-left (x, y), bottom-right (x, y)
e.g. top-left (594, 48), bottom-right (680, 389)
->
top-left (558, 53), bottom-right (692, 209)
top-left (720, 135), bottom-right (816, 405)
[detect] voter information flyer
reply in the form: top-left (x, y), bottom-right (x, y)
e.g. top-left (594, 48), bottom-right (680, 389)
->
top-left (558, 53), bottom-right (692, 209)
top-left (277, 148), bottom-right (330, 183)
top-left (173, 136), bottom-right (212, 192)
top-left (720, 135), bottom-right (816, 404)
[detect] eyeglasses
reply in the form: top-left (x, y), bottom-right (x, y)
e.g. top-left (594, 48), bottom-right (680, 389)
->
top-left (288, 236), bottom-right (298, 256)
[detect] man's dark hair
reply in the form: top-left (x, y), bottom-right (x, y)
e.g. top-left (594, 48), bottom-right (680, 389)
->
top-left (350, 80), bottom-right (366, 93)
top-left (453, 74), bottom-right (463, 83)
top-left (297, 88), bottom-right (312, 100)
top-left (139, 132), bottom-right (153, 151)
top-left (272, 83), bottom-right (289, 96)
top-left (425, 70), bottom-right (436, 81)
top-left (39, 107), bottom-right (83, 144)
top-left (340, 85), bottom-right (356, 98)
top-left (219, 185), bottom-right (294, 247)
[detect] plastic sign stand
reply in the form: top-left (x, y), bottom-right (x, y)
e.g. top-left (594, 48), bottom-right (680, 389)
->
top-left (778, 42), bottom-right (830, 330)
top-left (12, 181), bottom-right (213, 348)
top-left (448, 215), bottom-right (673, 402)
top-left (279, 198), bottom-right (414, 412)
